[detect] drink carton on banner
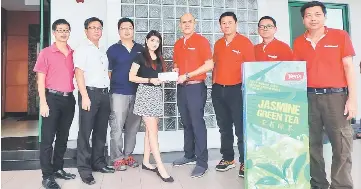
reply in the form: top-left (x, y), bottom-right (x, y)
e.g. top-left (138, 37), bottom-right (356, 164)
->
top-left (242, 61), bottom-right (310, 189)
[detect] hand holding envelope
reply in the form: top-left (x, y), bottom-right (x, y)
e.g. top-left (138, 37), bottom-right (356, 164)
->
top-left (158, 72), bottom-right (179, 82)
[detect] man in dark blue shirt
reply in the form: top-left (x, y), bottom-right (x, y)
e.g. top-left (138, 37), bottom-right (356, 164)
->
top-left (107, 17), bottom-right (144, 171)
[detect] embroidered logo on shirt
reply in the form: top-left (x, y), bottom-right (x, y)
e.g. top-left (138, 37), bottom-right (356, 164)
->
top-left (232, 50), bottom-right (240, 54)
top-left (268, 55), bottom-right (278, 59)
top-left (188, 47), bottom-right (196, 50)
top-left (137, 51), bottom-right (142, 53)
top-left (324, 45), bottom-right (338, 48)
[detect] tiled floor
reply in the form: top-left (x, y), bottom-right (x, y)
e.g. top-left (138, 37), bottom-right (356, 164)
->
top-left (1, 160), bottom-right (242, 189)
top-left (1, 140), bottom-right (361, 189)
top-left (1, 118), bottom-right (38, 138)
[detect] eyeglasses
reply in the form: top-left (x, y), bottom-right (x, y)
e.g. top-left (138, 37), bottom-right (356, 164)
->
top-left (87, 27), bottom-right (103, 31)
top-left (55, 30), bottom-right (70, 34)
top-left (119, 27), bottom-right (134, 31)
top-left (258, 25), bottom-right (275, 30)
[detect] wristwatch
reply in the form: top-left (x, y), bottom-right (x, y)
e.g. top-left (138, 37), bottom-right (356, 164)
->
top-left (185, 73), bottom-right (190, 80)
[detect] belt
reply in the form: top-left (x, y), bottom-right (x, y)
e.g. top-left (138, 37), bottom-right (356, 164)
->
top-left (307, 87), bottom-right (347, 94)
top-left (214, 83), bottom-right (242, 87)
top-left (143, 83), bottom-right (161, 87)
top-left (46, 89), bottom-right (73, 97)
top-left (86, 86), bottom-right (109, 93)
top-left (179, 80), bottom-right (203, 86)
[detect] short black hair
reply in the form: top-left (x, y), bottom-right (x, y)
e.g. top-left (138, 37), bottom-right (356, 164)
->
top-left (219, 12), bottom-right (237, 23)
top-left (52, 19), bottom-right (71, 31)
top-left (258, 16), bottom-right (277, 27)
top-left (300, 1), bottom-right (327, 18)
top-left (118, 17), bottom-right (134, 30)
top-left (84, 17), bottom-right (103, 29)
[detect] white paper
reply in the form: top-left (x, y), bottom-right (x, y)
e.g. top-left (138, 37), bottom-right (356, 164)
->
top-left (158, 72), bottom-right (179, 82)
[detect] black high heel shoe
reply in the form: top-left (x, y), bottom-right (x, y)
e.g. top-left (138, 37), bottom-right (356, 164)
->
top-left (156, 169), bottom-right (174, 183)
top-left (142, 163), bottom-right (157, 172)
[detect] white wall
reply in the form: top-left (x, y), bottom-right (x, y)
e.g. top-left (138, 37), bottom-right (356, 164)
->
top-left (258, 0), bottom-right (361, 120)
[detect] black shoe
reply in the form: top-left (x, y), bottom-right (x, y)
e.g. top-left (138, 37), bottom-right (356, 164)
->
top-left (54, 169), bottom-right (76, 180)
top-left (156, 169), bottom-right (174, 183)
top-left (142, 163), bottom-right (157, 172)
top-left (215, 159), bottom-right (236, 172)
top-left (81, 176), bottom-right (96, 185)
top-left (356, 132), bottom-right (361, 139)
top-left (238, 163), bottom-right (244, 177)
top-left (42, 177), bottom-right (61, 189)
top-left (95, 166), bottom-right (115, 173)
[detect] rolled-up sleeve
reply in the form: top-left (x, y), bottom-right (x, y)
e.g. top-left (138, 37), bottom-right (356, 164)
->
top-left (74, 47), bottom-right (87, 71)
top-left (33, 51), bottom-right (48, 74)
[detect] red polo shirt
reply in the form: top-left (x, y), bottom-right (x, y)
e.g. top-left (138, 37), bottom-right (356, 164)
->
top-left (254, 38), bottom-right (293, 61)
top-left (293, 27), bottom-right (355, 88)
top-left (173, 33), bottom-right (212, 81)
top-left (33, 43), bottom-right (75, 92)
top-left (213, 33), bottom-right (255, 85)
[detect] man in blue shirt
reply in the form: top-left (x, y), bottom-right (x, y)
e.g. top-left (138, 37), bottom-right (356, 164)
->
top-left (107, 18), bottom-right (144, 171)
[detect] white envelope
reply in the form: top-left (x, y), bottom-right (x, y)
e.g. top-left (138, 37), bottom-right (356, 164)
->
top-left (158, 72), bottom-right (179, 82)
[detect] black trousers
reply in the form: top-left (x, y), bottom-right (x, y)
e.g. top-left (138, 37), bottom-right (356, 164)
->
top-left (40, 92), bottom-right (75, 179)
top-left (77, 89), bottom-right (110, 178)
top-left (211, 83), bottom-right (244, 163)
top-left (177, 82), bottom-right (208, 169)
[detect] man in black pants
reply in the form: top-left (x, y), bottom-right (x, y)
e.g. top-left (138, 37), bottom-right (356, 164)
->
top-left (172, 13), bottom-right (214, 178)
top-left (34, 19), bottom-right (76, 189)
top-left (74, 17), bottom-right (115, 185)
top-left (212, 12), bottom-right (255, 177)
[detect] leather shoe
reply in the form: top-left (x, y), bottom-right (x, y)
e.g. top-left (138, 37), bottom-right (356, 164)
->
top-left (42, 177), bottom-right (61, 189)
top-left (81, 176), bottom-right (96, 185)
top-left (94, 166), bottom-right (115, 173)
top-left (54, 169), bottom-right (76, 180)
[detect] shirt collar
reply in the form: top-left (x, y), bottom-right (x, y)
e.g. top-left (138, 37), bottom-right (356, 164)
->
top-left (117, 40), bottom-right (136, 45)
top-left (85, 38), bottom-right (106, 51)
top-left (183, 32), bottom-right (197, 44)
top-left (304, 26), bottom-right (329, 39)
top-left (86, 38), bottom-right (96, 46)
top-left (50, 42), bottom-right (73, 53)
top-left (224, 33), bottom-right (240, 46)
top-left (262, 37), bottom-right (276, 45)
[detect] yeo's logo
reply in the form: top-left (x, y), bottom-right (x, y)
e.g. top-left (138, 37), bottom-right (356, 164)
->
top-left (285, 72), bottom-right (304, 81)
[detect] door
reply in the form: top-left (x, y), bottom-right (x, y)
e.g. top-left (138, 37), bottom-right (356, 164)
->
top-left (288, 1), bottom-right (350, 47)
top-left (1, 8), bottom-right (7, 118)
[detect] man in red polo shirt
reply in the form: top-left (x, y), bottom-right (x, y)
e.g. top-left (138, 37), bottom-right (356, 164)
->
top-left (34, 19), bottom-right (76, 189)
top-left (293, 1), bottom-right (357, 189)
top-left (212, 12), bottom-right (255, 178)
top-left (254, 16), bottom-right (293, 61)
top-left (172, 13), bottom-right (214, 178)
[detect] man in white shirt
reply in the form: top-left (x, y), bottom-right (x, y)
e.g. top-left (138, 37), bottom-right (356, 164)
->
top-left (74, 17), bottom-right (115, 185)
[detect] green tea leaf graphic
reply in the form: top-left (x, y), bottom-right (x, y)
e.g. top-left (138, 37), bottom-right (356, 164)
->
top-left (256, 163), bottom-right (284, 179)
top-left (304, 163), bottom-right (311, 181)
top-left (255, 176), bottom-right (281, 186)
top-left (292, 152), bottom-right (307, 183)
top-left (282, 158), bottom-right (293, 178)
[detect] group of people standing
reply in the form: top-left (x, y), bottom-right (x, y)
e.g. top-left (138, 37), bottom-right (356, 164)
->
top-left (34, 1), bottom-right (357, 189)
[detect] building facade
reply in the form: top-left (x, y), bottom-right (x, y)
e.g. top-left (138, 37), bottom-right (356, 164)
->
top-left (50, 0), bottom-right (361, 154)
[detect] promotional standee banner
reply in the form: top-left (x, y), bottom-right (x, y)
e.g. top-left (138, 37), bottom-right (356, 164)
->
top-left (242, 61), bottom-right (310, 189)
